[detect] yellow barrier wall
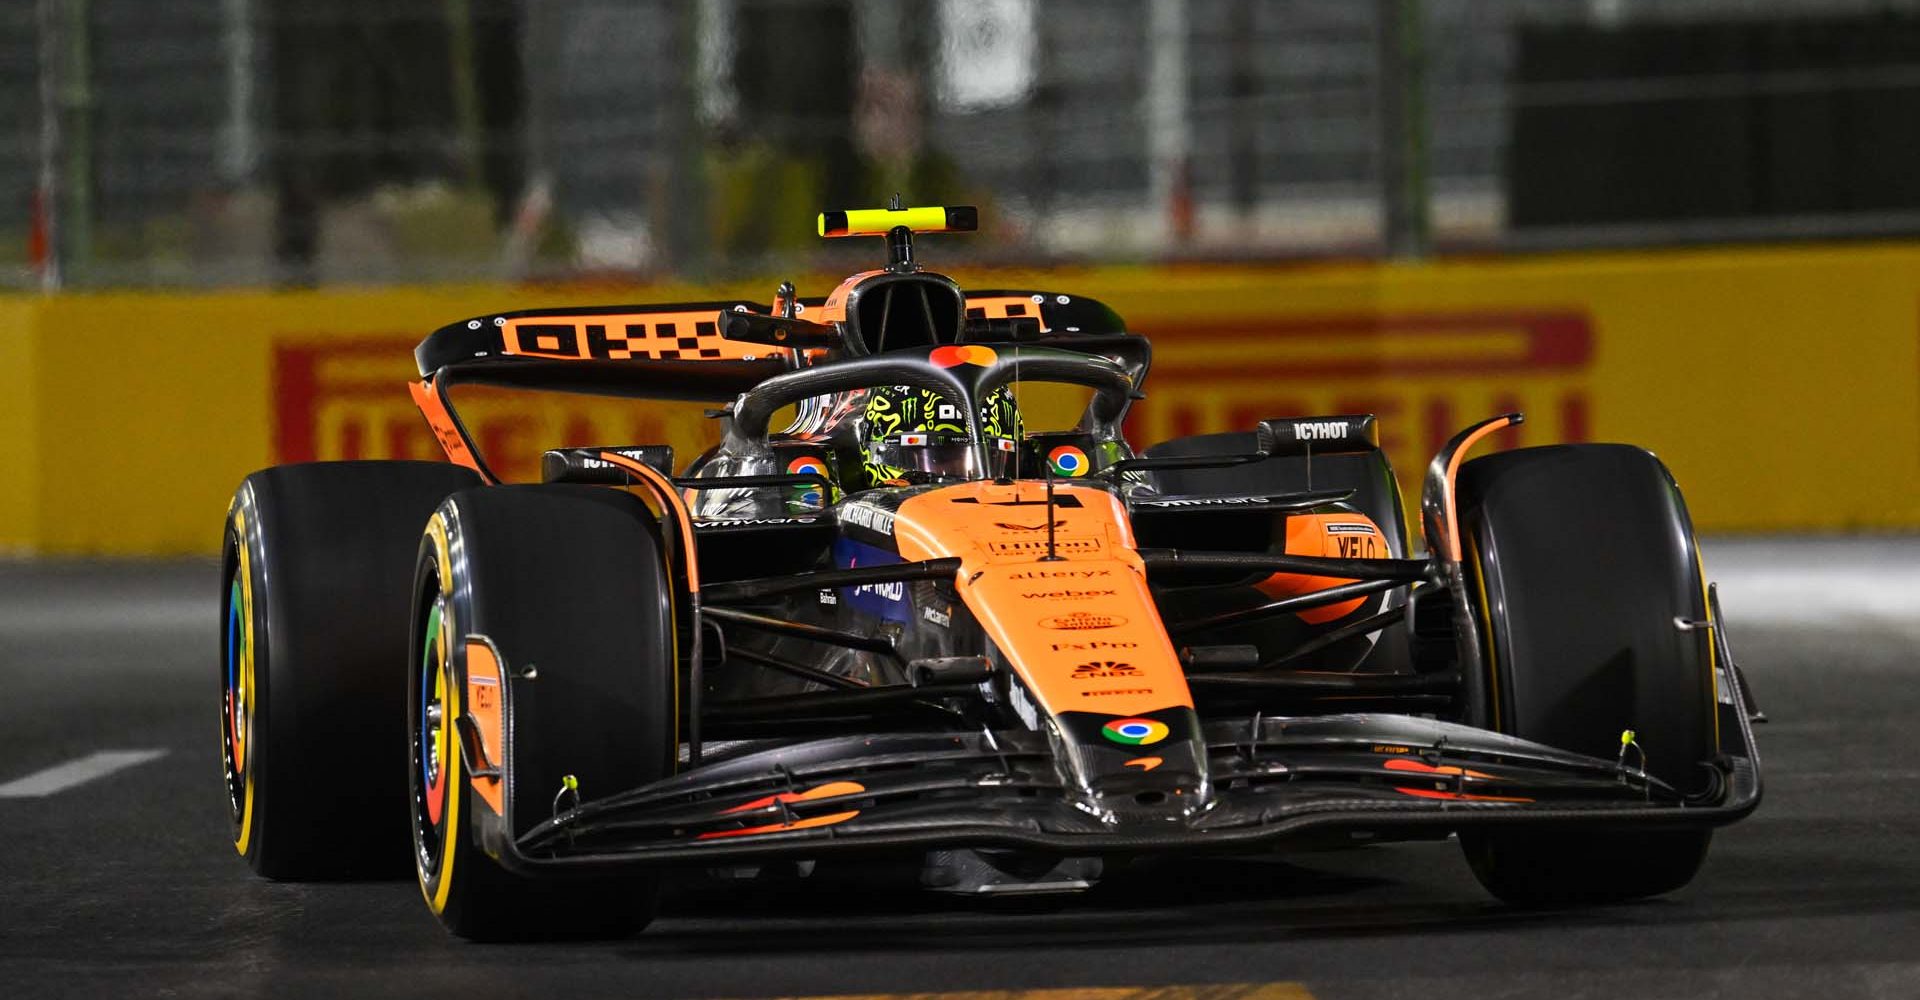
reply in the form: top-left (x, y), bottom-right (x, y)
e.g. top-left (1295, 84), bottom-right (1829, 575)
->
top-left (0, 297), bottom-right (40, 551)
top-left (2, 242), bottom-right (1917, 555)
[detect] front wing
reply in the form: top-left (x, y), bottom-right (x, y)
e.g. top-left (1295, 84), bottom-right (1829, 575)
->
top-left (483, 665), bottom-right (1761, 874)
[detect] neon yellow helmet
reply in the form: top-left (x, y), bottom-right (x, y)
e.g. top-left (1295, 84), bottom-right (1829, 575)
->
top-left (859, 385), bottom-right (1022, 486)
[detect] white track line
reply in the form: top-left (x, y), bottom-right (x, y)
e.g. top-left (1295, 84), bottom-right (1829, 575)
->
top-left (1705, 536), bottom-right (1920, 636)
top-left (0, 749), bottom-right (170, 798)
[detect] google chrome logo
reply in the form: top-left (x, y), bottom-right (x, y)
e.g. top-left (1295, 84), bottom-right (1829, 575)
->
top-left (1101, 717), bottom-right (1169, 746)
top-left (1047, 445), bottom-right (1089, 477)
top-left (787, 456), bottom-right (827, 504)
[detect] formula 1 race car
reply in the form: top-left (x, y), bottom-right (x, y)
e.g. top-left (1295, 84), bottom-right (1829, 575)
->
top-left (219, 205), bottom-right (1761, 940)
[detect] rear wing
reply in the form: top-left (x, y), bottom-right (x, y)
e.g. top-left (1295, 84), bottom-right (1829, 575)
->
top-left (410, 301), bottom-right (798, 485)
top-left (406, 290), bottom-right (1147, 483)
top-left (950, 289), bottom-right (1149, 387)
top-left (415, 301), bottom-right (781, 374)
top-left (416, 290), bottom-right (1145, 381)
top-left (958, 289), bottom-right (1124, 337)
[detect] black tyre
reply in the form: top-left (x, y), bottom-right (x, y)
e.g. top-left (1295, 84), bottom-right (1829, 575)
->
top-left (1454, 444), bottom-right (1718, 905)
top-left (1461, 827), bottom-right (1712, 908)
top-left (410, 485), bottom-right (676, 941)
top-left (221, 461), bottom-right (480, 879)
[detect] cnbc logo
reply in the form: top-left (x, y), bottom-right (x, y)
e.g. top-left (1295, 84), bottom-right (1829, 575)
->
top-left (1071, 661), bottom-right (1141, 679)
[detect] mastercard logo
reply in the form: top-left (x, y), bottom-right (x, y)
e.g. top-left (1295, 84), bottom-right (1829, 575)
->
top-left (1047, 445), bottom-right (1089, 477)
top-left (1101, 717), bottom-right (1170, 746)
top-left (929, 344), bottom-right (999, 368)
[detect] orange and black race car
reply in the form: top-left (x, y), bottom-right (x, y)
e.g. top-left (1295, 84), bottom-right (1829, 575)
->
top-left (219, 205), bottom-right (1761, 941)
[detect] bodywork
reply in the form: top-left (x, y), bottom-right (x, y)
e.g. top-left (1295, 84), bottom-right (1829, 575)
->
top-left (403, 263), bottom-right (1761, 884)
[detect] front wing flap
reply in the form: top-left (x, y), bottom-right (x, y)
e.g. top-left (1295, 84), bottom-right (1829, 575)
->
top-left (484, 664), bottom-right (1761, 873)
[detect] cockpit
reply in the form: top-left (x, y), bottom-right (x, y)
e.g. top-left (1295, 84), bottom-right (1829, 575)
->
top-left (693, 339), bottom-right (1139, 516)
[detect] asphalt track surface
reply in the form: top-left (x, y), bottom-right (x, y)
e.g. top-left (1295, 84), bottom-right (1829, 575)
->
top-left (3, 537), bottom-right (1917, 999)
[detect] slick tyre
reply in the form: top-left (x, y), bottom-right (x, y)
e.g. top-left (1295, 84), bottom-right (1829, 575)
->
top-left (1453, 444), bottom-right (1718, 905)
top-left (1461, 827), bottom-right (1711, 908)
top-left (410, 485), bottom-right (676, 941)
top-left (222, 461), bottom-right (481, 879)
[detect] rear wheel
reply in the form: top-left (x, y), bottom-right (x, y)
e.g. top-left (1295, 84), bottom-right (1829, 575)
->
top-left (1453, 444), bottom-right (1718, 905)
top-left (410, 485), bottom-right (677, 941)
top-left (221, 461), bottom-right (479, 879)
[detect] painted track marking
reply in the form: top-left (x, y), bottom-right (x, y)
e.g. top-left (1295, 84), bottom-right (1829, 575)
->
top-left (779, 986), bottom-right (1316, 1000)
top-left (0, 749), bottom-right (169, 798)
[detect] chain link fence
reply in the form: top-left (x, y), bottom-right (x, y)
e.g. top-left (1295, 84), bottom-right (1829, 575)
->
top-left (6, 0), bottom-right (1920, 289)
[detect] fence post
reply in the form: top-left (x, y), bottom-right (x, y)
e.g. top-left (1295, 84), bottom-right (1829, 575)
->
top-left (1377, 0), bottom-right (1430, 259)
top-left (1147, 0), bottom-right (1192, 248)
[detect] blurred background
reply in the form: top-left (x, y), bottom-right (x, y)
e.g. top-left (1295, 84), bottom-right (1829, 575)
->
top-left (12, 0), bottom-right (1920, 286)
top-left (7, 8), bottom-right (1920, 991)
top-left (3, 0), bottom-right (1919, 552)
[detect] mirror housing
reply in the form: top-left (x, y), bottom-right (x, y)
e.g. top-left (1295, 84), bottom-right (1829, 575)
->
top-left (1257, 414), bottom-right (1379, 458)
top-left (542, 445), bottom-right (675, 485)
top-left (718, 311), bottom-right (845, 351)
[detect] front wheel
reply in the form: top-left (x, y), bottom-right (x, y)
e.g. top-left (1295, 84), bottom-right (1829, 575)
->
top-left (1461, 828), bottom-right (1712, 907)
top-left (1454, 444), bottom-right (1720, 905)
top-left (410, 485), bottom-right (677, 940)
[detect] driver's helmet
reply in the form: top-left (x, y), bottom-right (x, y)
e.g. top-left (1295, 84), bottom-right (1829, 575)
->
top-left (860, 385), bottom-right (1024, 487)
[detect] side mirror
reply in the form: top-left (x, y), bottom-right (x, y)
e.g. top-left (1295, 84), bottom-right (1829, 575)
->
top-left (1257, 414), bottom-right (1379, 458)
top-left (542, 445), bottom-right (675, 485)
top-left (719, 311), bottom-right (845, 351)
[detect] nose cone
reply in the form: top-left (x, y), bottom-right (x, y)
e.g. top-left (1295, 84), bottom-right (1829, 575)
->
top-left (1053, 708), bottom-right (1212, 825)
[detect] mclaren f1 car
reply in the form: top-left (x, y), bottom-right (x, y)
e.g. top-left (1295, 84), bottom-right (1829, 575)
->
top-left (219, 204), bottom-right (1761, 940)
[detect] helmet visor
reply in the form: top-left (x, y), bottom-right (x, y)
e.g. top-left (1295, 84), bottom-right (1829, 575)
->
top-left (871, 433), bottom-right (1019, 483)
top-left (873, 437), bottom-right (980, 483)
